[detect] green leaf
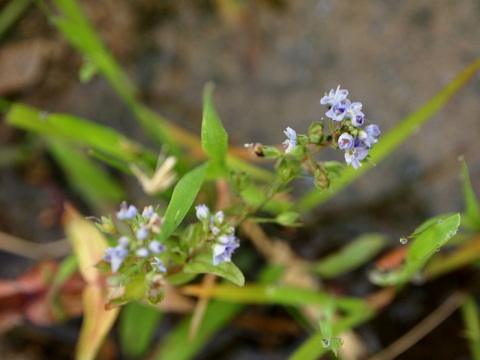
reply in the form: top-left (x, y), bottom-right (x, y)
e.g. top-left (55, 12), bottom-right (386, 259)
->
top-left (119, 302), bottom-right (163, 358)
top-left (201, 82), bottom-right (228, 163)
top-left (158, 163), bottom-right (207, 242)
top-left (313, 233), bottom-right (387, 278)
top-left (370, 213), bottom-right (461, 286)
top-left (297, 58), bottom-right (480, 212)
top-left (184, 254), bottom-right (245, 287)
top-left (407, 213), bottom-right (461, 262)
top-left (461, 160), bottom-right (480, 230)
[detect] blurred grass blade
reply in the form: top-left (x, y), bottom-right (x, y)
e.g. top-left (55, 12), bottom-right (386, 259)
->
top-left (460, 295), bottom-right (480, 360)
top-left (182, 283), bottom-right (365, 312)
top-left (120, 302), bottom-right (163, 358)
top-left (6, 102), bottom-right (153, 162)
top-left (159, 163), bottom-right (207, 241)
top-left (297, 58), bottom-right (480, 212)
top-left (0, 0), bottom-right (31, 39)
top-left (51, 0), bottom-right (179, 153)
top-left (47, 138), bottom-right (125, 210)
top-left (153, 301), bottom-right (242, 360)
top-left (461, 160), bottom-right (480, 230)
top-left (313, 233), bottom-right (387, 279)
top-left (63, 204), bottom-right (119, 360)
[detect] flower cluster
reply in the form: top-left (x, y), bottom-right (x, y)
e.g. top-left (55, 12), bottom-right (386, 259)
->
top-left (195, 204), bottom-right (240, 266)
top-left (103, 202), bottom-right (167, 273)
top-left (321, 86), bottom-right (380, 169)
top-left (280, 86), bottom-right (380, 171)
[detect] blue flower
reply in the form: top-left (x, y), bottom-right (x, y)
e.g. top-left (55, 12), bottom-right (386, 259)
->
top-left (320, 86), bottom-right (349, 107)
top-left (149, 240), bottom-right (166, 254)
top-left (344, 138), bottom-right (369, 169)
top-left (116, 201), bottom-right (138, 220)
top-left (283, 127), bottom-right (297, 153)
top-left (213, 234), bottom-right (240, 266)
top-left (359, 124), bottom-right (380, 148)
top-left (151, 257), bottom-right (167, 273)
top-left (195, 204), bottom-right (210, 222)
top-left (346, 102), bottom-right (365, 127)
top-left (136, 226), bottom-right (149, 240)
top-left (103, 245), bottom-right (129, 272)
top-left (142, 205), bottom-right (154, 217)
top-left (136, 247), bottom-right (149, 257)
top-left (338, 133), bottom-right (354, 150)
top-left (325, 99), bottom-right (350, 121)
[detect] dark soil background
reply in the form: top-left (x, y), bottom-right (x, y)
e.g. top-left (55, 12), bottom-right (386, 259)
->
top-left (1, 0), bottom-right (480, 359)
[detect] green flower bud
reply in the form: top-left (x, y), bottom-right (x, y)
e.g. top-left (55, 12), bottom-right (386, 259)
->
top-left (276, 211), bottom-right (302, 227)
top-left (308, 122), bottom-right (324, 144)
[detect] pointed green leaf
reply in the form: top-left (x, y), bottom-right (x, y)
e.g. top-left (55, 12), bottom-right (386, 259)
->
top-left (159, 163), bottom-right (207, 241)
top-left (201, 82), bottom-right (228, 163)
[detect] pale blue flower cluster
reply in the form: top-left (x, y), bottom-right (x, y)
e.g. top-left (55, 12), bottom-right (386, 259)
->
top-left (321, 86), bottom-right (380, 169)
top-left (103, 202), bottom-right (166, 273)
top-left (195, 204), bottom-right (240, 266)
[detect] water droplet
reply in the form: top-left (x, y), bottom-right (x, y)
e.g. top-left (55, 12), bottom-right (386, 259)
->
top-left (437, 219), bottom-right (444, 225)
top-left (322, 338), bottom-right (331, 348)
top-left (435, 247), bottom-right (441, 252)
top-left (39, 111), bottom-right (49, 121)
top-left (400, 237), bottom-right (408, 244)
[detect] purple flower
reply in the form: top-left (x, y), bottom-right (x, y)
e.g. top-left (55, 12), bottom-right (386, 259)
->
top-left (151, 257), bottom-right (167, 273)
top-left (142, 205), bottom-right (154, 217)
top-left (346, 102), bottom-right (365, 127)
top-left (338, 133), bottom-right (354, 150)
top-left (359, 124), bottom-right (381, 148)
top-left (283, 127), bottom-right (297, 153)
top-left (118, 236), bottom-right (130, 247)
top-left (325, 99), bottom-right (350, 121)
top-left (136, 226), bottom-right (149, 240)
top-left (116, 201), bottom-right (138, 220)
top-left (136, 247), bottom-right (149, 257)
top-left (320, 86), bottom-right (349, 107)
top-left (103, 245), bottom-right (129, 272)
top-left (213, 234), bottom-right (240, 266)
top-left (149, 240), bottom-right (166, 254)
top-left (344, 138), bottom-right (369, 169)
top-left (195, 204), bottom-right (210, 222)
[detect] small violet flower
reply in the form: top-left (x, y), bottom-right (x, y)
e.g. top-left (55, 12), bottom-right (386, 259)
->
top-left (136, 247), bottom-right (149, 257)
top-left (325, 99), bottom-right (350, 121)
top-left (142, 205), bottom-right (154, 217)
top-left (283, 127), bottom-right (297, 153)
top-left (213, 234), bottom-right (240, 266)
top-left (151, 257), bottom-right (167, 273)
top-left (103, 245), bottom-right (129, 272)
top-left (320, 86), bottom-right (349, 107)
top-left (338, 133), bottom-right (354, 150)
top-left (195, 204), bottom-right (210, 222)
top-left (149, 240), bottom-right (166, 254)
top-left (359, 124), bottom-right (381, 148)
top-left (344, 138), bottom-right (369, 170)
top-left (346, 102), bottom-right (365, 127)
top-left (116, 201), bottom-right (138, 220)
top-left (136, 226), bottom-right (149, 240)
